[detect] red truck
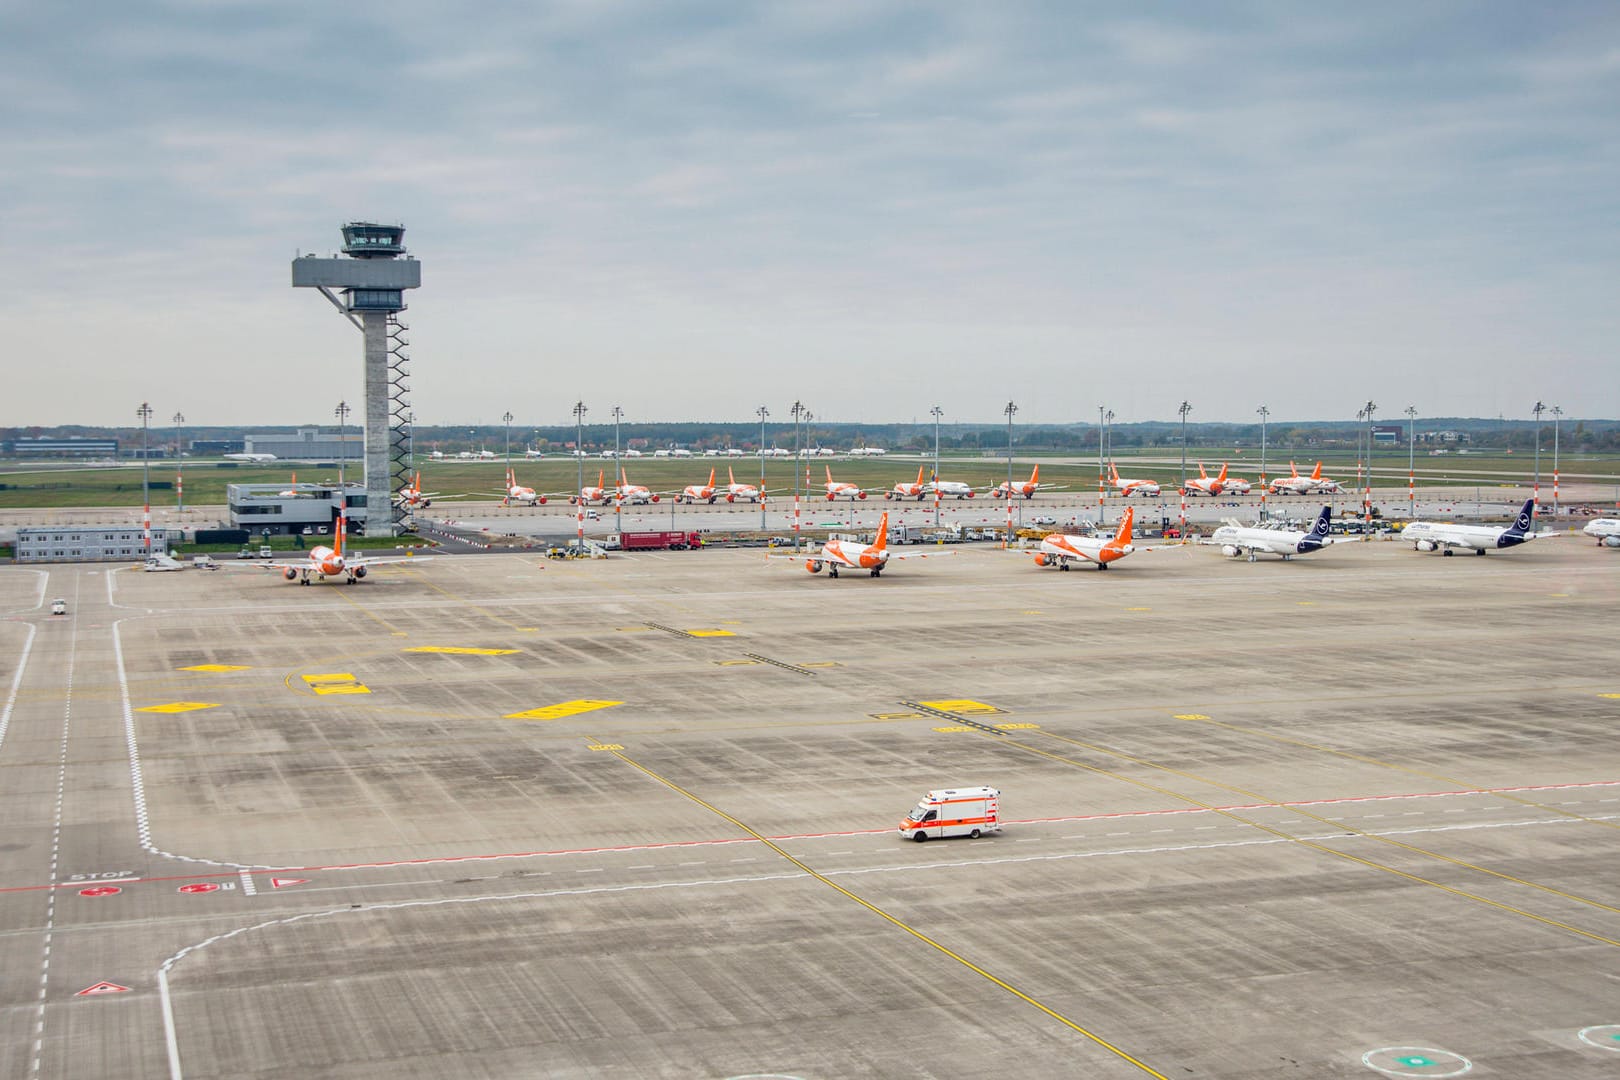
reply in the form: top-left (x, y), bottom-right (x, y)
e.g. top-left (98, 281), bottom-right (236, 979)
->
top-left (613, 530), bottom-right (703, 551)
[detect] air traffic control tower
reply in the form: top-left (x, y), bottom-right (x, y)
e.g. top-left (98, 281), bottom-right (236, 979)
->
top-left (291, 222), bottom-right (420, 535)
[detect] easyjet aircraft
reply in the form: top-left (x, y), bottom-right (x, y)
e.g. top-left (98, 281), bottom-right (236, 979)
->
top-left (395, 471), bottom-right (466, 511)
top-left (678, 468), bottom-right (720, 504)
top-left (569, 470), bottom-right (611, 506)
top-left (1268, 461), bottom-right (1340, 495)
top-left (278, 471), bottom-right (302, 497)
top-left (232, 513), bottom-right (431, 585)
top-left (1030, 507), bottom-right (1158, 571)
top-left (614, 467), bottom-right (660, 504)
top-left (1185, 463), bottom-right (1228, 497)
top-left (886, 467), bottom-right (928, 501)
top-left (987, 465), bottom-right (1063, 500)
top-left (924, 475), bottom-right (977, 499)
top-left (722, 466), bottom-right (768, 503)
top-left (767, 511), bottom-right (951, 578)
top-left (822, 466), bottom-right (867, 501)
top-left (484, 467), bottom-right (546, 506)
top-left (1108, 462), bottom-right (1161, 497)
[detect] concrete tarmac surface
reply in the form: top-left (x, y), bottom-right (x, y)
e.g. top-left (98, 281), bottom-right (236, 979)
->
top-left (2, 535), bottom-right (1619, 1078)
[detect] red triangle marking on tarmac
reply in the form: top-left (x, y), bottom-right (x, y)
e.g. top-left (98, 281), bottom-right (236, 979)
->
top-left (76, 982), bottom-right (131, 996)
top-left (271, 878), bottom-right (308, 889)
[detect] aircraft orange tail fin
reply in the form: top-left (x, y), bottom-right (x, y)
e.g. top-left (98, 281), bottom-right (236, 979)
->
top-left (826, 464), bottom-right (835, 483)
top-left (1030, 464), bottom-right (1040, 484)
top-left (872, 511), bottom-right (889, 552)
top-left (1198, 462), bottom-right (1209, 479)
top-left (1217, 463), bottom-right (1227, 482)
top-left (334, 505), bottom-right (345, 557)
top-left (1112, 506), bottom-right (1134, 546)
top-left (1310, 461), bottom-right (1322, 480)
top-left (915, 466), bottom-right (925, 485)
top-left (725, 466), bottom-right (734, 486)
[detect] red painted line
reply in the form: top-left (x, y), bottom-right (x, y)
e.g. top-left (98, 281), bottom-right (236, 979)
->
top-left (3, 780), bottom-right (1614, 895)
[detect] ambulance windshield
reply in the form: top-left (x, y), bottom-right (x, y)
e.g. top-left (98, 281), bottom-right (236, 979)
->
top-left (909, 804), bottom-right (936, 823)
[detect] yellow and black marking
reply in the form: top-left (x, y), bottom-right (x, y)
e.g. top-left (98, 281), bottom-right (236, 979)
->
top-left (177, 664), bottom-right (250, 673)
top-left (917, 699), bottom-right (1003, 716)
top-left (905, 700), bottom-right (1004, 735)
top-left (743, 653), bottom-right (818, 677)
top-left (602, 746), bottom-right (1169, 1079)
top-left (136, 702), bottom-right (220, 714)
top-left (871, 711), bottom-right (923, 721)
top-left (645, 622), bottom-right (698, 639)
top-left (403, 646), bottom-right (520, 656)
top-left (301, 673), bottom-right (370, 696)
top-left (685, 629), bottom-right (736, 638)
top-left (505, 699), bottom-right (623, 721)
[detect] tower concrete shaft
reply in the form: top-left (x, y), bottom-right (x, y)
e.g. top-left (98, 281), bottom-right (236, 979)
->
top-left (362, 311), bottom-right (393, 529)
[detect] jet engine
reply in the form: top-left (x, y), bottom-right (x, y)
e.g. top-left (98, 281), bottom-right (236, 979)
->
top-left (650, 495), bottom-right (660, 502)
top-left (726, 494), bottom-right (736, 503)
top-left (1221, 545), bottom-right (1241, 558)
top-left (1034, 553), bottom-right (1050, 567)
top-left (537, 496), bottom-right (546, 505)
top-left (1605, 536), bottom-right (1620, 548)
top-left (805, 560), bottom-right (823, 574)
top-left (857, 491), bottom-right (867, 499)
top-left (352, 565), bottom-right (367, 579)
top-left (1415, 539), bottom-right (1438, 551)
top-left (283, 568), bottom-right (299, 581)
top-left (827, 493), bottom-right (836, 501)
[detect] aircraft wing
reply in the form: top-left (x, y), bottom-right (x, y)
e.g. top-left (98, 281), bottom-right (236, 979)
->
top-left (348, 555), bottom-right (435, 568)
top-left (883, 549), bottom-right (956, 560)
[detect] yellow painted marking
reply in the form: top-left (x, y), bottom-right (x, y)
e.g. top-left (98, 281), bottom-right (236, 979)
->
top-left (994, 722), bottom-right (1042, 730)
top-left (404, 646), bottom-right (520, 656)
top-left (588, 743), bottom-right (625, 751)
top-left (1124, 607), bottom-right (1152, 612)
top-left (137, 702), bottom-right (220, 714)
top-left (615, 626), bottom-right (653, 632)
top-left (1601, 693), bottom-right (1620, 700)
top-left (714, 659), bottom-right (761, 667)
top-left (933, 726), bottom-right (975, 733)
top-left (1173, 714), bottom-right (1211, 721)
top-left (1021, 610), bottom-right (1045, 615)
top-left (918, 699), bottom-right (1002, 716)
top-left (302, 673), bottom-right (370, 696)
top-left (799, 661), bottom-right (841, 668)
top-left (872, 712), bottom-right (923, 720)
top-left (606, 749), bottom-right (1170, 1078)
top-left (505, 699), bottom-right (623, 721)
top-left (1548, 593), bottom-right (1569, 598)
top-left (685, 629), bottom-right (735, 637)
top-left (178, 665), bottom-right (249, 673)
top-left (720, 620), bottom-right (742, 625)
top-left (1296, 601), bottom-right (1316, 606)
top-left (517, 627), bottom-right (540, 632)
top-left (391, 632), bottom-right (409, 637)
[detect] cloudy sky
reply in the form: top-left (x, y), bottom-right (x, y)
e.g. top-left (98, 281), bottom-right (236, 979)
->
top-left (3, 1), bottom-right (1617, 428)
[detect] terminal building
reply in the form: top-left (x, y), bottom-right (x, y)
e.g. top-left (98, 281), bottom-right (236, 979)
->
top-left (242, 428), bottom-right (364, 461)
top-left (227, 481), bottom-right (371, 536)
top-left (5, 436), bottom-right (121, 458)
top-left (15, 525), bottom-right (182, 562)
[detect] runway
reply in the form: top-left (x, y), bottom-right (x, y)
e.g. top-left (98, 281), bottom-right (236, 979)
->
top-left (2, 535), bottom-right (1618, 1077)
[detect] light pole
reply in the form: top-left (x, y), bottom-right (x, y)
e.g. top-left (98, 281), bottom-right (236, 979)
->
top-left (1103, 408), bottom-right (1114, 527)
top-left (1405, 406), bottom-right (1417, 519)
top-left (335, 400), bottom-right (351, 537)
top-left (757, 405), bottom-right (769, 531)
top-left (1096, 406), bottom-right (1105, 529)
top-left (170, 414), bottom-right (185, 514)
top-left (1552, 405), bottom-right (1563, 514)
top-left (612, 405), bottom-right (624, 533)
top-left (1004, 400), bottom-right (1017, 545)
top-left (790, 400), bottom-right (804, 551)
top-left (503, 411), bottom-right (513, 467)
top-left (1257, 405), bottom-right (1269, 521)
top-left (573, 401), bottom-right (587, 547)
top-left (138, 402), bottom-right (153, 556)
top-left (1363, 400), bottom-right (1376, 524)
top-left (930, 406), bottom-right (944, 528)
top-left (1532, 401), bottom-right (1545, 512)
top-left (1177, 401), bottom-right (1190, 533)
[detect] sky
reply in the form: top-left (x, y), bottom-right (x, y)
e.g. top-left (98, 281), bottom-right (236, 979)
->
top-left (3, 1), bottom-right (1618, 429)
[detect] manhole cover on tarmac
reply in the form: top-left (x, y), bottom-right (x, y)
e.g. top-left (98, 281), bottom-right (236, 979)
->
top-left (1361, 1046), bottom-right (1473, 1077)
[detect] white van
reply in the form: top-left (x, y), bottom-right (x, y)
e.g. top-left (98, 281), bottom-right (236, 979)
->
top-left (899, 786), bottom-right (1001, 842)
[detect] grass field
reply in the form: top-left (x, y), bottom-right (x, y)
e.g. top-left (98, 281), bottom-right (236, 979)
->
top-left (2, 449), bottom-right (1618, 509)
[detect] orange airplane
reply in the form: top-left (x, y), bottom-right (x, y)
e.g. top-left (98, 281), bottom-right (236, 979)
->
top-left (822, 465), bottom-right (867, 501)
top-left (987, 465), bottom-right (1064, 500)
top-left (233, 512), bottom-right (431, 585)
top-left (886, 466), bottom-right (928, 501)
top-left (767, 511), bottom-right (950, 578)
top-left (1031, 507), bottom-right (1160, 571)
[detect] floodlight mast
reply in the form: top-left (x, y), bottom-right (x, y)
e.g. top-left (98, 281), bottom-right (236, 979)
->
top-left (138, 402), bottom-right (153, 556)
top-left (292, 222), bottom-right (421, 536)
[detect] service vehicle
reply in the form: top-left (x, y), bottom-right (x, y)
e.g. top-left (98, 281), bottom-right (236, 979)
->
top-left (612, 530), bottom-right (704, 551)
top-left (259, 545), bottom-right (275, 559)
top-left (50, 598), bottom-right (67, 616)
top-left (898, 786), bottom-right (1002, 842)
top-left (191, 555), bottom-right (219, 570)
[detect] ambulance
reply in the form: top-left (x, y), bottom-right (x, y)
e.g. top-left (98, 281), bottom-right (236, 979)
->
top-left (898, 786), bottom-right (1001, 841)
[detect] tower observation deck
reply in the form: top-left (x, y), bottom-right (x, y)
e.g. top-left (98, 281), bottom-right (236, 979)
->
top-left (291, 223), bottom-right (421, 535)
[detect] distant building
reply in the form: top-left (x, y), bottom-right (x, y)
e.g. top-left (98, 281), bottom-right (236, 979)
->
top-left (6, 436), bottom-right (120, 458)
top-left (15, 525), bottom-right (181, 562)
top-left (228, 482), bottom-right (371, 536)
top-left (189, 439), bottom-right (245, 455)
top-left (243, 428), bottom-right (364, 461)
top-left (1372, 425), bottom-right (1403, 445)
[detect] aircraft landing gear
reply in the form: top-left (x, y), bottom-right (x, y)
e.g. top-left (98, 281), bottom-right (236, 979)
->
top-left (1443, 549), bottom-right (1453, 556)
top-left (828, 565), bottom-right (839, 578)
top-left (870, 567), bottom-right (881, 577)
top-left (1475, 548), bottom-right (1486, 555)
top-left (1097, 562), bottom-right (1109, 570)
